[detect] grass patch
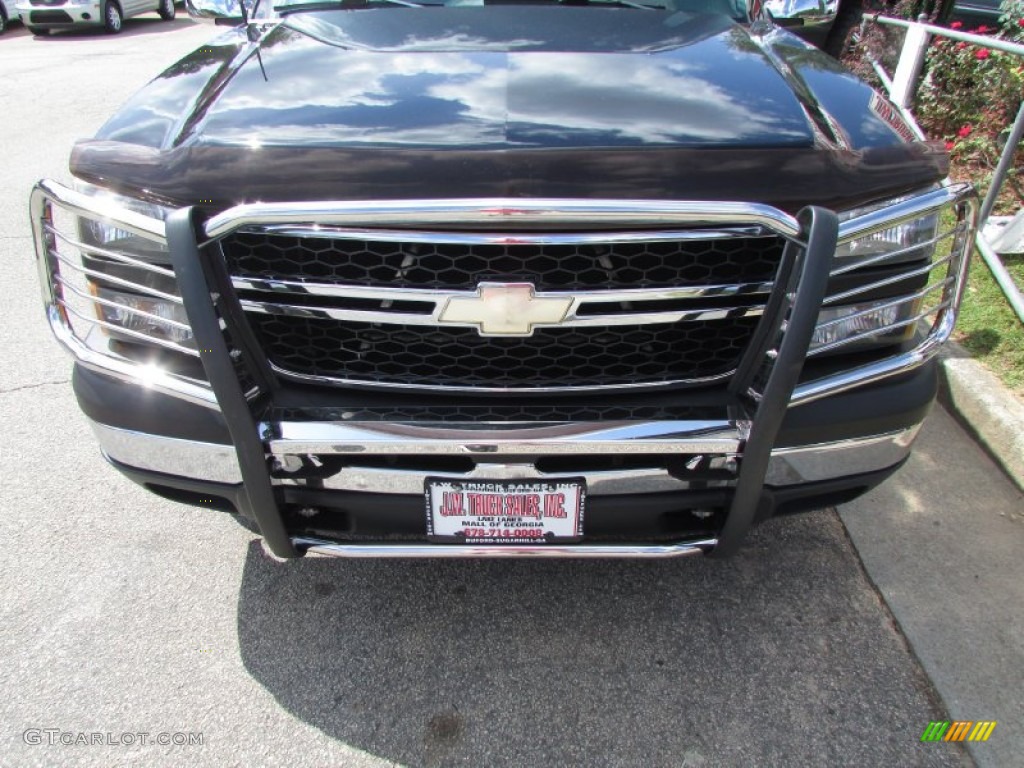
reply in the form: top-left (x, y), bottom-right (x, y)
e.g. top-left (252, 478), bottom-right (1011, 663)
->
top-left (954, 250), bottom-right (1024, 396)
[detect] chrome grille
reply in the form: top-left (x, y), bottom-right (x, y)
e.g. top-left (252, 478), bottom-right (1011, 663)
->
top-left (31, 183), bottom-right (979, 409)
top-left (221, 227), bottom-right (785, 391)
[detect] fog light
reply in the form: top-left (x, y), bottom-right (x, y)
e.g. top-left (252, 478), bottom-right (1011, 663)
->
top-left (810, 299), bottom-right (917, 353)
top-left (90, 283), bottom-right (195, 349)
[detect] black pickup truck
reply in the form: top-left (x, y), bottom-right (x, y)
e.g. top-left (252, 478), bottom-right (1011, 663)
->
top-left (30, 0), bottom-right (977, 560)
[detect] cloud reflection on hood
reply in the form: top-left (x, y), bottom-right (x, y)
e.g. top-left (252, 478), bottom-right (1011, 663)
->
top-left (197, 22), bottom-right (813, 149)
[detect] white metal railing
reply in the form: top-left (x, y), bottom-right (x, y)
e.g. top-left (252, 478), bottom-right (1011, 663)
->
top-left (863, 14), bottom-right (1024, 323)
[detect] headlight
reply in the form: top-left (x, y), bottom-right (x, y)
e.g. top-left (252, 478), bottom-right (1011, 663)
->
top-left (40, 182), bottom-right (200, 365)
top-left (810, 188), bottom-right (970, 356)
top-left (833, 193), bottom-right (941, 269)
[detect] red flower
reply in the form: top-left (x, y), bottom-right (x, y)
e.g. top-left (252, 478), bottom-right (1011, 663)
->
top-left (976, 48), bottom-right (991, 60)
top-left (1018, 18), bottom-right (1024, 27)
top-left (945, 140), bottom-right (956, 150)
top-left (958, 124), bottom-right (973, 138)
top-left (950, 21), bottom-right (963, 29)
top-left (956, 41), bottom-right (967, 50)
top-left (976, 25), bottom-right (990, 33)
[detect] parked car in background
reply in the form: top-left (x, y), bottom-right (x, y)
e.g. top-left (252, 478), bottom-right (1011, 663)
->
top-left (16, 0), bottom-right (175, 35)
top-left (0, 0), bottom-right (21, 33)
top-left (763, 0), bottom-right (840, 47)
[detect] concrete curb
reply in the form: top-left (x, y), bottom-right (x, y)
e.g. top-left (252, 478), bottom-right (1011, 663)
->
top-left (937, 340), bottom-right (1024, 493)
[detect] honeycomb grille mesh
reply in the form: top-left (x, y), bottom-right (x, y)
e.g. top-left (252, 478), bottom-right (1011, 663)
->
top-left (224, 230), bottom-right (784, 390)
top-left (247, 315), bottom-right (761, 389)
top-left (223, 233), bottom-right (784, 290)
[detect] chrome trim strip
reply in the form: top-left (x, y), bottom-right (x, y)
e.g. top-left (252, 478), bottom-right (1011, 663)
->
top-left (241, 225), bottom-right (774, 245)
top-left (91, 422), bottom-right (242, 484)
top-left (44, 225), bottom-right (175, 279)
top-left (234, 274), bottom-right (771, 337)
top-left (266, 362), bottom-right (738, 394)
top-left (293, 538), bottom-right (718, 559)
top-left (34, 179), bottom-right (166, 242)
top-left (239, 296), bottom-right (764, 328)
top-left (263, 420), bottom-right (745, 456)
top-left (206, 186), bottom-right (967, 243)
top-left (230, 276), bottom-right (776, 303)
top-left (835, 184), bottom-right (971, 245)
top-left (277, 464), bottom-right (706, 496)
top-left (204, 199), bottom-right (804, 241)
top-left (50, 248), bottom-right (185, 304)
top-left (823, 251), bottom-right (954, 305)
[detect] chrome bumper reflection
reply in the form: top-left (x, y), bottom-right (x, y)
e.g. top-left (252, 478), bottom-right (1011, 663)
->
top-left (264, 419), bottom-right (746, 457)
top-left (280, 463), bottom-right (709, 496)
top-left (294, 538), bottom-right (718, 559)
top-left (91, 420), bottom-right (921, 492)
top-left (91, 422), bottom-right (241, 484)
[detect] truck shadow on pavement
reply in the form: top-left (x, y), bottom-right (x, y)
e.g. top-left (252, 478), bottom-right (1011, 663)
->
top-left (235, 510), bottom-right (966, 767)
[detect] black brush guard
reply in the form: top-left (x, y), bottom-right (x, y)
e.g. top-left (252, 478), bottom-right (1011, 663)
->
top-left (165, 207), bottom-right (838, 559)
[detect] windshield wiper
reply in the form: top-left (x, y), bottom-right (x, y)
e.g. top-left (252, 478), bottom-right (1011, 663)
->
top-left (556, 0), bottom-right (670, 8)
top-left (277, 0), bottom-right (672, 12)
top-left (277, 0), bottom-right (429, 13)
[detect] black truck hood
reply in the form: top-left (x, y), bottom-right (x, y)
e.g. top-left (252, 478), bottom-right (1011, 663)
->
top-left (75, 6), bottom-right (946, 211)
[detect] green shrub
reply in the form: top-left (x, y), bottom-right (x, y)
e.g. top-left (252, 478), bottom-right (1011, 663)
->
top-left (914, 11), bottom-right (1024, 210)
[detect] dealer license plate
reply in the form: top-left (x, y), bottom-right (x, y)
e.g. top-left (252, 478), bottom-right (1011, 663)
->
top-left (425, 477), bottom-right (585, 544)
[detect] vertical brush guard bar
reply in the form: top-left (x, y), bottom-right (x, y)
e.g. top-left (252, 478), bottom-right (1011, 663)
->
top-left (166, 208), bottom-right (298, 558)
top-left (716, 206), bottom-right (837, 556)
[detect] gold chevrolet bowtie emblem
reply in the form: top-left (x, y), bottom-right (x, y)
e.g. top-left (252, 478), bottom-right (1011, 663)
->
top-left (437, 283), bottom-right (573, 336)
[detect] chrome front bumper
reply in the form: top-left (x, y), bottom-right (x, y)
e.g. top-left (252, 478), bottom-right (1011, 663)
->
top-left (93, 417), bottom-right (920, 560)
top-left (91, 419), bottom-right (921, 494)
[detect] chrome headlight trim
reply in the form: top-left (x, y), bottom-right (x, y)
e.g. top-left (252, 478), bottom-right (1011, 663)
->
top-left (30, 180), bottom-right (213, 407)
top-left (792, 183), bottom-right (978, 405)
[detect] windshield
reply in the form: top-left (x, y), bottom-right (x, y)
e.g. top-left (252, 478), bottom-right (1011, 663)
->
top-left (274, 0), bottom-right (750, 22)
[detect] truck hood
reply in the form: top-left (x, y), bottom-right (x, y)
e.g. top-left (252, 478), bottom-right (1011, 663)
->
top-left (77, 6), bottom-right (946, 211)
top-left (179, 9), bottom-right (819, 151)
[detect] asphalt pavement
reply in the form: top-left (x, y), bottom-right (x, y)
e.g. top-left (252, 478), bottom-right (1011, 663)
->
top-left (0, 16), bottom-right (1014, 767)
